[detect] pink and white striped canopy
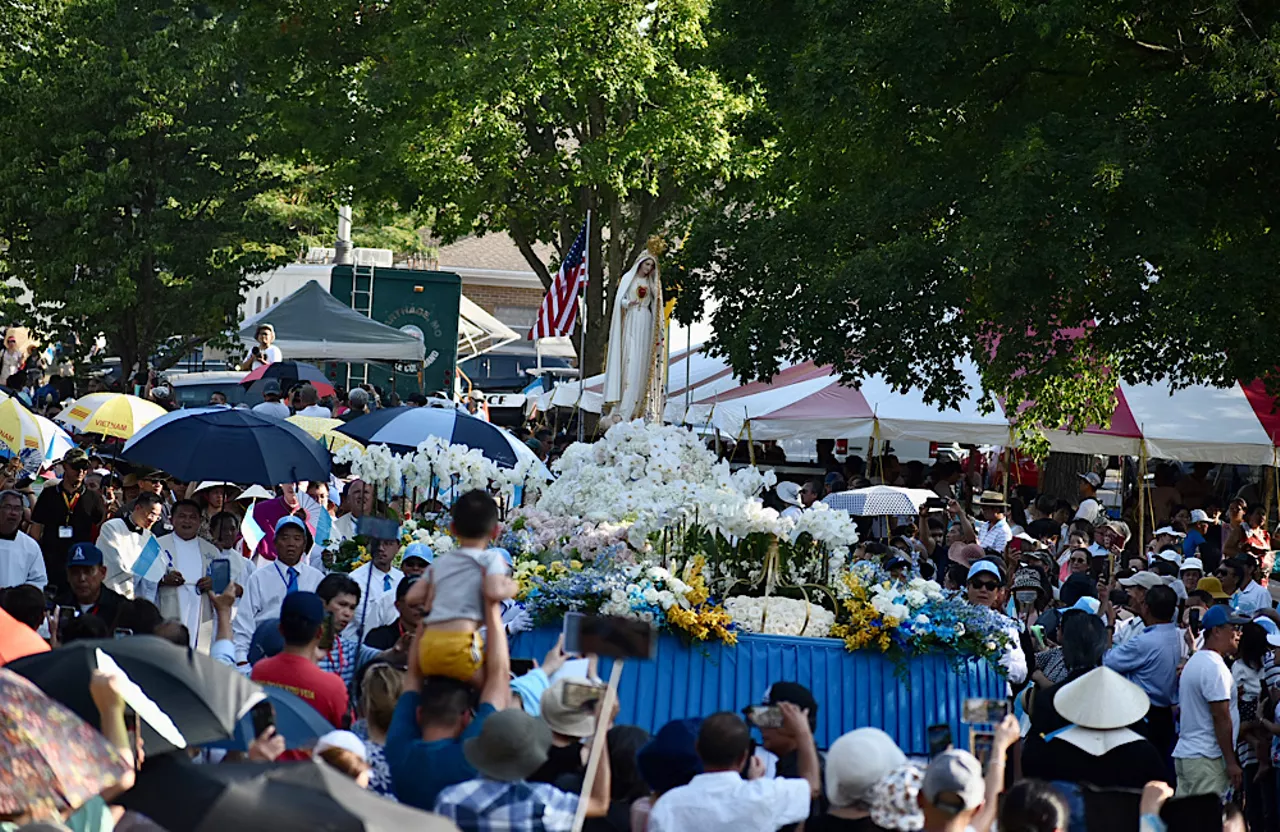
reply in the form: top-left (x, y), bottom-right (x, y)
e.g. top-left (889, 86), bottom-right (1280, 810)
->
top-left (545, 345), bottom-right (1280, 464)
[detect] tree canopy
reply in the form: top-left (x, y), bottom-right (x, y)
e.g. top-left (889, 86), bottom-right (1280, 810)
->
top-left (258, 0), bottom-right (762, 374)
top-left (680, 0), bottom-right (1280, 447)
top-left (0, 0), bottom-right (296, 373)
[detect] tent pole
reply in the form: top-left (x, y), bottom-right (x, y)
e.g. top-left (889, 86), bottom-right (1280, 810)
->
top-left (1137, 437), bottom-right (1148, 561)
top-left (574, 209), bottom-right (591, 444)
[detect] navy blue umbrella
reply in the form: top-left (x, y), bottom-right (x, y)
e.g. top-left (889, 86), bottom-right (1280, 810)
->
top-left (121, 406), bottom-right (330, 486)
top-left (336, 404), bottom-right (523, 468)
top-left (205, 685), bottom-right (333, 751)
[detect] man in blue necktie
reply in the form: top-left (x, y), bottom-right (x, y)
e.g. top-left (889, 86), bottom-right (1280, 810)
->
top-left (345, 523), bottom-right (403, 640)
top-left (232, 515), bottom-right (325, 665)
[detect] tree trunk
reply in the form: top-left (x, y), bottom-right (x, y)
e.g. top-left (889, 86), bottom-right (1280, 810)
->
top-left (1040, 452), bottom-right (1099, 502)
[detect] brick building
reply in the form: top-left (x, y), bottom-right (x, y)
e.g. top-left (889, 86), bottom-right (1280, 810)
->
top-left (433, 232), bottom-right (554, 340)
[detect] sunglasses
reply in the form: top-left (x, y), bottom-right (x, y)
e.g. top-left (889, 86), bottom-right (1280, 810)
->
top-left (968, 580), bottom-right (1001, 591)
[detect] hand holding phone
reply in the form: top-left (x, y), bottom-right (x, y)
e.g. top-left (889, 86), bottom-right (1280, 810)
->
top-left (561, 680), bottom-right (605, 710)
top-left (962, 697), bottom-right (1010, 725)
top-left (927, 723), bottom-right (952, 757)
top-left (745, 705), bottom-right (784, 729)
top-left (210, 558), bottom-right (232, 595)
top-left (562, 612), bottom-right (657, 660)
top-left (250, 700), bottom-right (276, 738)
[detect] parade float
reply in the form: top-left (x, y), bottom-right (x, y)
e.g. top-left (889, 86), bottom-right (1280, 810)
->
top-left (334, 419), bottom-right (1008, 752)
top-left (327, 244), bottom-right (1004, 752)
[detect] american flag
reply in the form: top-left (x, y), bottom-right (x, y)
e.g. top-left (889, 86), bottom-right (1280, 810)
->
top-left (529, 222), bottom-right (588, 340)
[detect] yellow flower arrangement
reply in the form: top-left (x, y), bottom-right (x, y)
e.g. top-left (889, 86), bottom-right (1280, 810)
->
top-left (666, 556), bottom-right (737, 645)
top-left (513, 559), bottom-right (548, 597)
top-left (829, 570), bottom-right (896, 653)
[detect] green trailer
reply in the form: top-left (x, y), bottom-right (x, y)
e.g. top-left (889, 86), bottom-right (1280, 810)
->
top-left (327, 264), bottom-right (462, 397)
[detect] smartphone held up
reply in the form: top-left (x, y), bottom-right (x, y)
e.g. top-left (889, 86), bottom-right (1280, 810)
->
top-left (562, 612), bottom-right (658, 660)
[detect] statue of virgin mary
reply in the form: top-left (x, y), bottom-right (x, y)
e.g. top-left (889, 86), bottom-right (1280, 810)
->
top-left (602, 248), bottom-right (666, 423)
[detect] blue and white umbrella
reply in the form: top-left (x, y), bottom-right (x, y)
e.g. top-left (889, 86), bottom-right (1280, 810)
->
top-left (122, 406), bottom-right (331, 486)
top-left (821, 485), bottom-right (938, 517)
top-left (336, 405), bottom-right (544, 473)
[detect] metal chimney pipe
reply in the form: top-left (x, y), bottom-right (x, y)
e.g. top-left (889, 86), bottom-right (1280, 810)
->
top-left (335, 204), bottom-right (353, 265)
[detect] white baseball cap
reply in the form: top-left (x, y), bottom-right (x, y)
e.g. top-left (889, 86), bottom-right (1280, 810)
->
top-left (1190, 509), bottom-right (1211, 524)
top-left (1078, 472), bottom-right (1102, 488)
top-left (1180, 557), bottom-right (1204, 573)
top-left (1118, 571), bottom-right (1165, 590)
top-left (314, 730), bottom-right (366, 761)
top-left (1153, 526), bottom-right (1185, 539)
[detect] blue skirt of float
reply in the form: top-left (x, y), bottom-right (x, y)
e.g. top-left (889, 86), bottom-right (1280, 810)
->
top-left (510, 628), bottom-right (1005, 754)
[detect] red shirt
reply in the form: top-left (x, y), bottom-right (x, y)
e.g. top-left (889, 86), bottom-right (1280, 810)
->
top-left (251, 653), bottom-right (349, 729)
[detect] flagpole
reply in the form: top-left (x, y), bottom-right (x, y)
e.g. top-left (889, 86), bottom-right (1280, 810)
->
top-left (574, 210), bottom-right (591, 443)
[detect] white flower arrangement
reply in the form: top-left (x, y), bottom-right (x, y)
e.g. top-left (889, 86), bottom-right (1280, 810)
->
top-left (723, 595), bottom-right (835, 638)
top-left (866, 576), bottom-right (946, 623)
top-left (334, 434), bottom-right (547, 508)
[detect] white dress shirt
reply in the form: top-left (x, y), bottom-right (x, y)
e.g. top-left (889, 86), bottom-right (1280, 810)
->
top-left (232, 559), bottom-right (324, 662)
top-left (0, 531), bottom-right (47, 590)
top-left (297, 404), bottom-right (332, 418)
top-left (647, 771), bottom-right (811, 832)
top-left (344, 562), bottom-right (403, 639)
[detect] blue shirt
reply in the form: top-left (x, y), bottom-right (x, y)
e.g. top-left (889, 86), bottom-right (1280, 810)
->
top-left (1104, 622), bottom-right (1182, 707)
top-left (317, 635), bottom-right (382, 690)
top-left (1183, 531), bottom-right (1205, 559)
top-left (385, 690), bottom-right (496, 811)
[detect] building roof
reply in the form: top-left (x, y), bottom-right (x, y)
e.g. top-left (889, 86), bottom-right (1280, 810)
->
top-left (436, 232), bottom-right (554, 275)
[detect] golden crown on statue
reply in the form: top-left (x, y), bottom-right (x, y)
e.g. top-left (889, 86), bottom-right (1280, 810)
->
top-left (646, 235), bottom-right (668, 257)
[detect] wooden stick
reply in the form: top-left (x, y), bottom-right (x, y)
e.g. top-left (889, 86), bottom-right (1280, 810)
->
top-left (571, 659), bottom-right (624, 832)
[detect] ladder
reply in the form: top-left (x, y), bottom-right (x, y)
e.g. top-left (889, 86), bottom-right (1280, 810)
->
top-left (347, 263), bottom-right (375, 389)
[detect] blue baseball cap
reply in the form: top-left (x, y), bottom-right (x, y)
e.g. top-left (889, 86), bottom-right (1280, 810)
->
top-left (279, 591), bottom-right (325, 629)
top-left (489, 546), bottom-right (513, 567)
top-left (248, 617), bottom-right (285, 664)
top-left (966, 561), bottom-right (1003, 582)
top-left (401, 542), bottom-right (433, 564)
top-left (274, 515), bottom-right (314, 549)
top-left (66, 542), bottom-right (103, 567)
top-left (1068, 597), bottom-right (1101, 615)
top-left (1202, 605), bottom-right (1249, 631)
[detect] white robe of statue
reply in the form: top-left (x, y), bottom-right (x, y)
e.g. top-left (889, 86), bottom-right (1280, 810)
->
top-left (603, 252), bottom-right (664, 422)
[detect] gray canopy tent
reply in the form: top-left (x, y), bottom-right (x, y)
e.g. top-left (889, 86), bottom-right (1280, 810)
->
top-left (238, 280), bottom-right (426, 362)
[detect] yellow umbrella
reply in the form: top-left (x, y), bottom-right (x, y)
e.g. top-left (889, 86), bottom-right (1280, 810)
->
top-left (56, 393), bottom-right (167, 439)
top-left (0, 398), bottom-right (47, 460)
top-left (286, 415), bottom-right (365, 453)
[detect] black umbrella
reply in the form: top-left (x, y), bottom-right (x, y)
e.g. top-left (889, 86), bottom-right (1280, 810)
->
top-left (120, 754), bottom-right (460, 832)
top-left (120, 406), bottom-right (331, 486)
top-left (7, 636), bottom-right (264, 754)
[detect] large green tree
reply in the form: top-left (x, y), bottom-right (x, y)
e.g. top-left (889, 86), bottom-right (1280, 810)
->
top-left (680, 0), bottom-right (1280, 447)
top-left (0, 0), bottom-right (297, 375)
top-left (251, 0), bottom-right (761, 375)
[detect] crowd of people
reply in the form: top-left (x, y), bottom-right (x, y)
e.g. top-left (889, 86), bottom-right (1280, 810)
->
top-left (759, 451), bottom-right (1279, 831)
top-left (1, 320), bottom-right (1279, 830)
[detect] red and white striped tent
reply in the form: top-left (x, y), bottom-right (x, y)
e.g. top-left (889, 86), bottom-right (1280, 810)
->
top-left (542, 346), bottom-right (1280, 464)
